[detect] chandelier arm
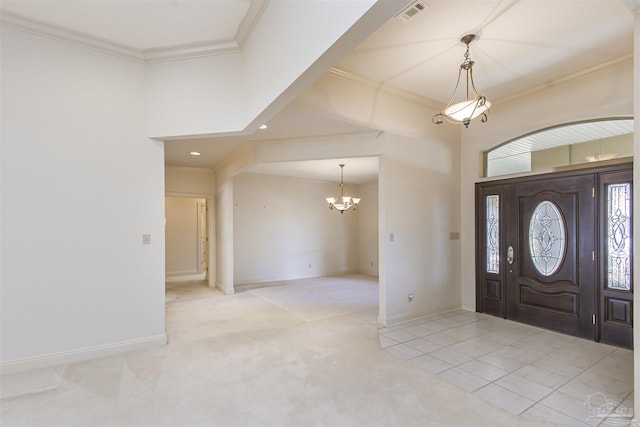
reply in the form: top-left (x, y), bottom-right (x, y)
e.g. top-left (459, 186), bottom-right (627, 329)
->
top-left (468, 67), bottom-right (483, 99)
top-left (466, 67), bottom-right (470, 101)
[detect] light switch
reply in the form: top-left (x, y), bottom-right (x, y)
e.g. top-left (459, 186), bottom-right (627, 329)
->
top-left (142, 234), bottom-right (151, 245)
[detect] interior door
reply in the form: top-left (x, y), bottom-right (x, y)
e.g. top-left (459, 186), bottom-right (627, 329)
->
top-left (504, 174), bottom-right (596, 339)
top-left (198, 201), bottom-right (207, 275)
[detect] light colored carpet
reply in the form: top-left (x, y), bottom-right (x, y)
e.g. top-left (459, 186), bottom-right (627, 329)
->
top-left (1, 275), bottom-right (561, 426)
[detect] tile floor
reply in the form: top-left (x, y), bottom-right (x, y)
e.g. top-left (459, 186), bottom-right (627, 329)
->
top-left (379, 310), bottom-right (634, 427)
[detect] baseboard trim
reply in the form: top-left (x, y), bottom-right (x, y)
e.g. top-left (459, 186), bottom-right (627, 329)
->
top-left (384, 303), bottom-right (463, 327)
top-left (215, 282), bottom-right (235, 295)
top-left (166, 273), bottom-right (206, 283)
top-left (0, 334), bottom-right (167, 376)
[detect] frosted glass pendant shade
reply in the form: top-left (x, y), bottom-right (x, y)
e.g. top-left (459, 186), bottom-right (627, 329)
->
top-left (443, 99), bottom-right (491, 123)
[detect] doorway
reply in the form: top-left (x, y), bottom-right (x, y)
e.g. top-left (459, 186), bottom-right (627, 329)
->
top-left (165, 196), bottom-right (208, 282)
top-left (476, 163), bottom-right (633, 348)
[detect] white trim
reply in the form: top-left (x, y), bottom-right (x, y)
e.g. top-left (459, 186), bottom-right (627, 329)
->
top-left (327, 67), bottom-right (441, 109)
top-left (384, 304), bottom-right (462, 327)
top-left (216, 282), bottom-right (235, 295)
top-left (0, 334), bottom-right (167, 376)
top-left (166, 273), bottom-right (206, 283)
top-left (0, 4), bottom-right (269, 63)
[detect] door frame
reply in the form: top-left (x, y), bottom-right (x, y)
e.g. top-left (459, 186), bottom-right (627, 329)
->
top-left (476, 161), bottom-right (633, 346)
top-left (166, 192), bottom-right (216, 289)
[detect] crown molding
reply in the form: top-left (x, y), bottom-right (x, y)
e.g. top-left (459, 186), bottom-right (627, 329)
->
top-left (495, 53), bottom-right (633, 106)
top-left (252, 129), bottom-right (384, 146)
top-left (0, 11), bottom-right (146, 62)
top-left (236, 0), bottom-right (269, 49)
top-left (329, 53), bottom-right (633, 111)
top-left (0, 3), bottom-right (269, 63)
top-left (326, 67), bottom-right (441, 109)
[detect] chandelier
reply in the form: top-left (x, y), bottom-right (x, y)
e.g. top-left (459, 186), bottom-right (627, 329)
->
top-left (433, 34), bottom-right (491, 128)
top-left (326, 164), bottom-right (360, 214)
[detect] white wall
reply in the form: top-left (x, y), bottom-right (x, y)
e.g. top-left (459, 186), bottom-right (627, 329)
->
top-left (165, 197), bottom-right (205, 278)
top-left (459, 58), bottom-right (634, 311)
top-left (213, 64), bottom-right (461, 325)
top-left (241, 0), bottom-right (400, 125)
top-left (146, 0), bottom-right (405, 139)
top-left (278, 71), bottom-right (461, 325)
top-left (358, 181), bottom-right (379, 276)
top-left (146, 53), bottom-right (245, 138)
top-left (233, 173), bottom-right (359, 284)
top-left (379, 132), bottom-right (461, 325)
top-left (165, 166), bottom-right (216, 195)
top-left (216, 180), bottom-right (235, 294)
top-left (0, 28), bottom-right (166, 371)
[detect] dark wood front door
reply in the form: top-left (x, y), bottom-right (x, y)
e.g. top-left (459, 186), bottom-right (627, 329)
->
top-left (476, 163), bottom-right (633, 348)
top-left (505, 175), bottom-right (596, 339)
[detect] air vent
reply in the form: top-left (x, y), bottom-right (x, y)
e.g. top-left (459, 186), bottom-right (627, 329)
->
top-left (396, 1), bottom-right (427, 21)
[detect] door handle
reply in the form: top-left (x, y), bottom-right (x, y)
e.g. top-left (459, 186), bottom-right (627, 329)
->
top-left (507, 246), bottom-right (514, 265)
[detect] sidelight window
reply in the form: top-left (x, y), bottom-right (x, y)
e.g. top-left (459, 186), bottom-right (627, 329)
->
top-left (607, 183), bottom-right (631, 290)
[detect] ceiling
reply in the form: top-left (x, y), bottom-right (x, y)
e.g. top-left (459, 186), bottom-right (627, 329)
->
top-left (1, 0), bottom-right (635, 183)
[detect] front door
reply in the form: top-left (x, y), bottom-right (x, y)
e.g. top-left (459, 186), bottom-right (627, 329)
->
top-left (476, 163), bottom-right (633, 348)
top-left (505, 174), bottom-right (596, 339)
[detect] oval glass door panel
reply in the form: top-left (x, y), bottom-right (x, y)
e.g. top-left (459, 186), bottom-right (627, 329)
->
top-left (529, 201), bottom-right (566, 276)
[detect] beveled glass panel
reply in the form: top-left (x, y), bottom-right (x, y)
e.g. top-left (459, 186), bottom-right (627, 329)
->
top-left (607, 183), bottom-right (631, 290)
top-left (529, 201), bottom-right (566, 276)
top-left (486, 195), bottom-right (499, 274)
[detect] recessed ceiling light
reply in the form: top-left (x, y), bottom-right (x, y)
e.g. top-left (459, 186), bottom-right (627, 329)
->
top-left (189, 151), bottom-right (201, 156)
top-left (259, 124), bottom-right (268, 130)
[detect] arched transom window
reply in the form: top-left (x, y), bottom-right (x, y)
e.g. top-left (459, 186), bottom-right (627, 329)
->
top-left (484, 119), bottom-right (633, 178)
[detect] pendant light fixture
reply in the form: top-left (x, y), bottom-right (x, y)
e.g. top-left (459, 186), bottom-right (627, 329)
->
top-left (433, 34), bottom-right (491, 128)
top-left (326, 164), bottom-right (360, 214)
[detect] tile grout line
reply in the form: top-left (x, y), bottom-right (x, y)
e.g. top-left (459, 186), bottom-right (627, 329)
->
top-left (379, 312), bottom-right (631, 426)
